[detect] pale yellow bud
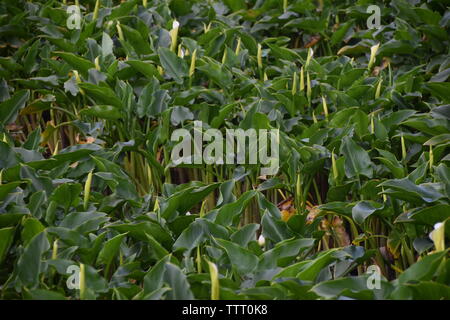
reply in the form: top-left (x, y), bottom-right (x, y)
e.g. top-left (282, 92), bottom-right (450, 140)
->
top-left (292, 72), bottom-right (297, 96)
top-left (306, 72), bottom-right (311, 103)
top-left (305, 48), bottom-right (314, 69)
top-left (84, 170), bottom-right (93, 210)
top-left (322, 96), bottom-right (328, 118)
top-left (401, 134), bottom-right (407, 161)
top-left (207, 260), bottom-right (219, 300)
top-left (300, 66), bottom-right (304, 91)
top-left (52, 240), bottom-right (58, 260)
top-left (368, 43), bottom-right (380, 70)
top-left (331, 150), bottom-right (338, 181)
top-left (116, 21), bottom-right (124, 41)
top-left (93, 0), bottom-right (100, 20)
top-left (170, 20), bottom-right (179, 52)
top-left (257, 43), bottom-right (263, 69)
top-left (235, 37), bottom-right (241, 55)
top-left (221, 48), bottom-right (227, 64)
top-left (79, 263), bottom-right (86, 300)
top-left (375, 78), bottom-right (382, 99)
top-left (94, 56), bottom-right (100, 71)
top-left (429, 145), bottom-right (434, 170)
top-left (189, 49), bottom-right (197, 78)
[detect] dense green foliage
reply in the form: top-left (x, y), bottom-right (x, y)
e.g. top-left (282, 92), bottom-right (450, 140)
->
top-left (0, 0), bottom-right (449, 300)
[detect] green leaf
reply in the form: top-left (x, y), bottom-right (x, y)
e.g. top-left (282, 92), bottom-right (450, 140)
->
top-left (97, 233), bottom-right (127, 267)
top-left (23, 127), bottom-right (41, 150)
top-left (17, 232), bottom-right (50, 288)
top-left (379, 178), bottom-right (445, 204)
top-left (141, 287), bottom-right (171, 300)
top-left (84, 264), bottom-right (109, 295)
top-left (0, 227), bottom-right (15, 264)
top-left (215, 190), bottom-right (257, 226)
top-left (376, 149), bottom-right (406, 179)
top-left (54, 51), bottom-right (95, 75)
top-left (126, 60), bottom-right (160, 79)
top-left (47, 227), bottom-right (90, 248)
top-left (312, 276), bottom-right (387, 299)
top-left (403, 204), bottom-right (450, 226)
top-left (0, 90), bottom-right (29, 125)
top-left (20, 164), bottom-right (53, 195)
top-left (399, 250), bottom-right (448, 284)
top-left (23, 40), bottom-right (39, 74)
top-left (80, 105), bottom-right (122, 120)
top-left (59, 211), bottom-right (109, 234)
top-left (436, 164), bottom-right (450, 198)
top-left (404, 281), bottom-right (450, 300)
top-left (340, 136), bottom-right (373, 179)
top-left (0, 57), bottom-right (22, 72)
top-left (296, 249), bottom-right (339, 282)
top-left (172, 219), bottom-right (204, 253)
top-left (173, 218), bottom-right (228, 254)
top-left (145, 233), bottom-right (169, 260)
top-left (352, 201), bottom-right (384, 225)
top-left (120, 25), bottom-right (152, 55)
top-left (402, 117), bottom-right (449, 135)
top-left (158, 47), bottom-right (188, 84)
top-left (197, 57), bottom-right (232, 89)
top-left (424, 133), bottom-right (450, 146)
top-left (78, 83), bottom-right (122, 108)
top-left (378, 40), bottom-right (415, 56)
top-left (23, 289), bottom-right (67, 300)
top-left (429, 68), bottom-right (450, 83)
top-left (424, 82), bottom-right (450, 103)
top-left (137, 77), bottom-right (169, 117)
top-left (163, 262), bottom-right (194, 300)
top-left (108, 221), bottom-right (172, 247)
top-left (101, 32), bottom-right (114, 56)
top-left (211, 103), bottom-right (236, 129)
top-left (284, 17), bottom-right (327, 33)
top-left (161, 182), bottom-right (220, 220)
top-left (260, 209), bottom-right (293, 243)
top-left (21, 218), bottom-right (45, 247)
top-left (49, 183), bottom-right (82, 212)
top-left (0, 181), bottom-right (23, 201)
top-left (259, 238), bottom-right (315, 270)
top-left (216, 238), bottom-right (258, 275)
top-left (143, 257), bottom-right (193, 299)
top-left (109, 0), bottom-right (138, 19)
top-left (223, 0), bottom-right (246, 12)
top-left (331, 20), bottom-right (354, 46)
top-left (230, 223), bottom-right (259, 248)
top-left (143, 255), bottom-right (170, 294)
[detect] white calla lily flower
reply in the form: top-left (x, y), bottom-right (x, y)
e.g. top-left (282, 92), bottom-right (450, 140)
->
top-left (258, 234), bottom-right (266, 247)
